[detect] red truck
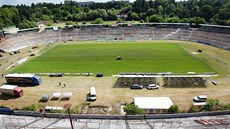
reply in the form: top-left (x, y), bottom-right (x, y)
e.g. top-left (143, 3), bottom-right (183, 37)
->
top-left (0, 85), bottom-right (23, 97)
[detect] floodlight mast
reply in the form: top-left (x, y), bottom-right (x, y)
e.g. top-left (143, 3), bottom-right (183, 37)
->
top-left (64, 103), bottom-right (74, 129)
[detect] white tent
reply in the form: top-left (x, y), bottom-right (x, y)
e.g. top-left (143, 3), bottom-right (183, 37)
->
top-left (133, 97), bottom-right (173, 114)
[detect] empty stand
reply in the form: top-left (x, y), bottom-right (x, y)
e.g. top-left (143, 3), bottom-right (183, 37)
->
top-left (0, 24), bottom-right (229, 52)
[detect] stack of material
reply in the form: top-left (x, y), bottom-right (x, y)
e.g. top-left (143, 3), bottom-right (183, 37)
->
top-left (41, 94), bottom-right (49, 101)
top-left (45, 106), bottom-right (63, 111)
top-left (62, 92), bottom-right (72, 99)
top-left (52, 92), bottom-right (61, 99)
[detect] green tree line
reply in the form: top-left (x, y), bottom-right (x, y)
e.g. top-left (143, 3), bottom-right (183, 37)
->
top-left (0, 0), bottom-right (230, 29)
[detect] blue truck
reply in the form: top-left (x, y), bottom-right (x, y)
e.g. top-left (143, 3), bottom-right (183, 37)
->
top-left (5, 73), bottom-right (42, 86)
top-left (0, 108), bottom-right (14, 115)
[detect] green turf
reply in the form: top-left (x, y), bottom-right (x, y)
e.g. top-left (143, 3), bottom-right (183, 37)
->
top-left (13, 42), bottom-right (214, 75)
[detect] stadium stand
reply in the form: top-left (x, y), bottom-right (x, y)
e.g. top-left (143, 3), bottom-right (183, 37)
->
top-left (40, 28), bottom-right (59, 43)
top-left (105, 26), bottom-right (124, 40)
top-left (0, 23), bottom-right (229, 52)
top-left (59, 26), bottom-right (78, 41)
top-left (189, 24), bottom-right (230, 50)
top-left (1, 114), bottom-right (229, 129)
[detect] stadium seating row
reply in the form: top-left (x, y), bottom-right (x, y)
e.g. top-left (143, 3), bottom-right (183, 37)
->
top-left (0, 25), bottom-right (229, 52)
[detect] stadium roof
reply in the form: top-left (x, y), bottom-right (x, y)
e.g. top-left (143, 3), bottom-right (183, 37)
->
top-left (113, 75), bottom-right (161, 78)
top-left (5, 73), bottom-right (37, 78)
top-left (200, 24), bottom-right (230, 29)
top-left (163, 74), bottom-right (217, 77)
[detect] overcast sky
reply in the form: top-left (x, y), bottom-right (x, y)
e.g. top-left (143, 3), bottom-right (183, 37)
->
top-left (0, 0), bottom-right (186, 6)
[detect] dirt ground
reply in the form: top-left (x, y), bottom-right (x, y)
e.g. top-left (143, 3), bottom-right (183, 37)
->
top-left (0, 41), bottom-right (229, 114)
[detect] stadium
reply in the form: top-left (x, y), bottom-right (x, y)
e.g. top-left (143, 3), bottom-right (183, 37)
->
top-left (0, 23), bottom-right (230, 128)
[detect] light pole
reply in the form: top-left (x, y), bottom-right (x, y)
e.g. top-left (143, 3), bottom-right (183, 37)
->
top-left (64, 103), bottom-right (74, 129)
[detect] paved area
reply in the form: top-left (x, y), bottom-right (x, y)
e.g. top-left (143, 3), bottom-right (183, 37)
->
top-left (0, 114), bottom-right (230, 129)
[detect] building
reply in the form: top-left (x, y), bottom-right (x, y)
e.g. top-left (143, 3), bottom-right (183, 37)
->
top-left (110, 0), bottom-right (129, 3)
top-left (133, 97), bottom-right (173, 114)
top-left (64, 0), bottom-right (95, 6)
top-left (64, 0), bottom-right (77, 4)
top-left (77, 1), bottom-right (95, 6)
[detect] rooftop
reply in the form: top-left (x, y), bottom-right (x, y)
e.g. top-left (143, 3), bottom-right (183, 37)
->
top-left (133, 97), bottom-right (173, 109)
top-left (5, 73), bottom-right (37, 78)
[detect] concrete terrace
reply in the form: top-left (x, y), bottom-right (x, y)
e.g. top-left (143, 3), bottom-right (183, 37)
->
top-left (0, 114), bottom-right (230, 129)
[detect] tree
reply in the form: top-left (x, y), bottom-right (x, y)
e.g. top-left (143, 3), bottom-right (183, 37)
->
top-left (147, 8), bottom-right (155, 16)
top-left (156, 5), bottom-right (163, 15)
top-left (88, 10), bottom-right (98, 20)
top-left (165, 3), bottom-right (175, 15)
top-left (107, 9), bottom-right (118, 20)
top-left (149, 0), bottom-right (154, 8)
top-left (0, 0), bottom-right (228, 28)
top-left (97, 9), bottom-right (107, 20)
top-left (132, 0), bottom-right (144, 13)
top-left (123, 104), bottom-right (145, 115)
top-left (131, 12), bottom-right (139, 20)
top-left (191, 5), bottom-right (200, 17)
top-left (200, 5), bottom-right (213, 21)
top-left (19, 20), bottom-right (36, 29)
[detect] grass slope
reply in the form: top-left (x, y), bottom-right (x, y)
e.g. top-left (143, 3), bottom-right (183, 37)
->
top-left (13, 42), bottom-right (214, 75)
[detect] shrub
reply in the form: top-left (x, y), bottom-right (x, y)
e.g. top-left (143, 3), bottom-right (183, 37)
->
top-left (167, 105), bottom-right (180, 113)
top-left (167, 17), bottom-right (180, 23)
top-left (140, 19), bottom-right (144, 23)
top-left (187, 105), bottom-right (200, 113)
top-left (46, 21), bottom-right (52, 26)
top-left (200, 99), bottom-right (219, 111)
top-left (219, 103), bottom-right (230, 110)
top-left (64, 105), bottom-right (79, 114)
top-left (148, 14), bottom-right (164, 23)
top-left (22, 104), bottom-right (37, 111)
top-left (91, 18), bottom-right (104, 24)
top-left (66, 21), bottom-right (75, 25)
top-left (123, 104), bottom-right (145, 115)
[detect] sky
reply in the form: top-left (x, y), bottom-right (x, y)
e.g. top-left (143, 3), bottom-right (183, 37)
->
top-left (0, 0), bottom-right (185, 7)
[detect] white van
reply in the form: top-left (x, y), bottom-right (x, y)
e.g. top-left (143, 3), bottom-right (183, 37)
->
top-left (87, 87), bottom-right (96, 101)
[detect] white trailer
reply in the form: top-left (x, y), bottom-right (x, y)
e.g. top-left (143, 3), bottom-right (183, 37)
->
top-left (0, 85), bottom-right (23, 97)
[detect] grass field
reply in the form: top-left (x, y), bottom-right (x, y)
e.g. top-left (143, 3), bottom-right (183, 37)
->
top-left (13, 42), bottom-right (214, 75)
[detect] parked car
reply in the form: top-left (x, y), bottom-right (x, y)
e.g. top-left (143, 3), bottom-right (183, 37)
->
top-left (130, 84), bottom-right (143, 89)
top-left (87, 87), bottom-right (96, 101)
top-left (146, 84), bottom-right (159, 90)
top-left (193, 95), bottom-right (207, 102)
